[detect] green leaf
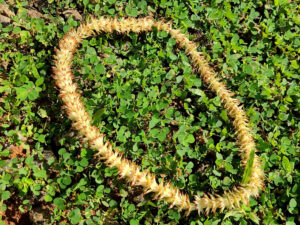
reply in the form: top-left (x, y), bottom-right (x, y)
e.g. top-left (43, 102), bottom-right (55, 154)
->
top-left (28, 87), bottom-right (41, 101)
top-left (109, 199), bottom-right (117, 207)
top-left (31, 65), bottom-right (39, 78)
top-left (1, 191), bottom-right (10, 201)
top-left (53, 198), bottom-right (66, 210)
top-left (249, 212), bottom-right (260, 224)
top-left (282, 156), bottom-right (291, 173)
top-left (125, 6), bottom-right (138, 17)
top-left (62, 176), bottom-right (72, 186)
top-left (96, 185), bottom-right (104, 197)
top-left (38, 108), bottom-right (47, 118)
top-left (149, 116), bottom-right (160, 129)
top-left (93, 108), bottom-right (105, 123)
top-left (157, 127), bottom-right (170, 142)
top-left (0, 203), bottom-right (7, 212)
top-left (83, 0), bottom-right (89, 6)
top-left (35, 169), bottom-right (47, 178)
top-left (224, 209), bottom-right (244, 220)
top-left (80, 158), bottom-right (89, 167)
top-left (44, 195), bottom-right (53, 202)
top-left (130, 219), bottom-right (139, 225)
top-left (190, 88), bottom-right (203, 96)
top-left (289, 198), bottom-right (297, 208)
top-left (35, 77), bottom-right (44, 86)
top-left (274, 0), bottom-right (279, 6)
top-left (159, 30), bottom-right (168, 38)
top-left (0, 160), bottom-right (6, 167)
top-left (69, 208), bottom-right (81, 224)
top-left (15, 87), bottom-right (28, 101)
top-left (242, 149), bottom-right (255, 184)
top-left (185, 134), bottom-right (195, 144)
top-left (94, 63), bottom-right (106, 75)
top-left (165, 108), bottom-right (174, 119)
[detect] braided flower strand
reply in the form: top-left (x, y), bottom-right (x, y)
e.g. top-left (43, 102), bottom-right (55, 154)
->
top-left (53, 16), bottom-right (264, 215)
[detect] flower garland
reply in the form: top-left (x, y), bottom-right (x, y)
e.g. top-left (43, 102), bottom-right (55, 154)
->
top-left (53, 16), bottom-right (264, 215)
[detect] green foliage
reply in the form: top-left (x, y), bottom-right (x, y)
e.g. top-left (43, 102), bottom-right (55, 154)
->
top-left (0, 0), bottom-right (299, 224)
top-left (242, 149), bottom-right (255, 184)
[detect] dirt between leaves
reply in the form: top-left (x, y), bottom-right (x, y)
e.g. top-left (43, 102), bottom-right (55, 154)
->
top-left (1, 142), bottom-right (55, 225)
top-left (0, 145), bottom-right (30, 225)
top-left (0, 192), bottom-right (31, 225)
top-left (8, 145), bottom-right (27, 159)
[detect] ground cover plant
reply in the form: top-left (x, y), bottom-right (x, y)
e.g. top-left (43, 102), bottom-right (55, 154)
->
top-left (0, 0), bottom-right (299, 224)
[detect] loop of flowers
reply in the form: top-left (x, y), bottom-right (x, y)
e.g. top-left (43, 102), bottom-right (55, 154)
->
top-left (53, 16), bottom-right (264, 216)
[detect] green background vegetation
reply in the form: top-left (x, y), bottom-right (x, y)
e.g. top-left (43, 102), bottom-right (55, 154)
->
top-left (0, 0), bottom-right (299, 224)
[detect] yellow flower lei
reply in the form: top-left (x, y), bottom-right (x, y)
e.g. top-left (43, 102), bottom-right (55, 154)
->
top-left (53, 16), bottom-right (264, 215)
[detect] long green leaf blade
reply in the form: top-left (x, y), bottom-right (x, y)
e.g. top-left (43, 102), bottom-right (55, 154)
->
top-left (242, 149), bottom-right (255, 184)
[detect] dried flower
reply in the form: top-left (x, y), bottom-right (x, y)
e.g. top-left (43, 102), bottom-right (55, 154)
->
top-left (53, 16), bottom-right (264, 215)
